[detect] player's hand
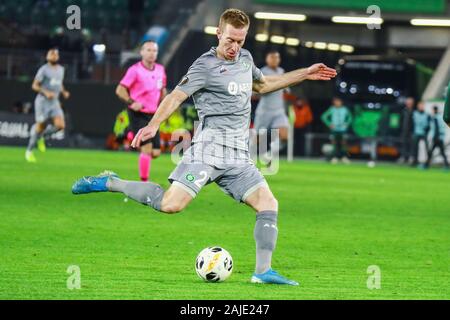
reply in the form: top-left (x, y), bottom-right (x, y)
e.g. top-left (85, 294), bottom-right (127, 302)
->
top-left (130, 102), bottom-right (143, 111)
top-left (306, 63), bottom-right (337, 81)
top-left (131, 124), bottom-right (158, 148)
top-left (62, 90), bottom-right (70, 100)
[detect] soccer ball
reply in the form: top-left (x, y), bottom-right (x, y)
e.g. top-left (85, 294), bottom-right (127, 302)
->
top-left (195, 246), bottom-right (233, 283)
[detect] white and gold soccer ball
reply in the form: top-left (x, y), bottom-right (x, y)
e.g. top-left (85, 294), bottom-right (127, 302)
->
top-left (195, 246), bottom-right (233, 282)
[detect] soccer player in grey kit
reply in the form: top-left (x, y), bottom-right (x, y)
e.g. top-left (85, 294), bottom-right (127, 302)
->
top-left (254, 50), bottom-right (290, 163)
top-left (26, 48), bottom-right (70, 163)
top-left (72, 9), bottom-right (337, 285)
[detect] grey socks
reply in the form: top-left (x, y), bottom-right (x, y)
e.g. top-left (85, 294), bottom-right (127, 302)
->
top-left (42, 125), bottom-right (60, 139)
top-left (27, 125), bottom-right (42, 151)
top-left (106, 177), bottom-right (165, 211)
top-left (270, 138), bottom-right (286, 157)
top-left (27, 125), bottom-right (61, 152)
top-left (254, 210), bottom-right (278, 274)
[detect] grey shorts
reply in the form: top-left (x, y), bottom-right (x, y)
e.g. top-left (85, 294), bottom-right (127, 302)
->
top-left (254, 112), bottom-right (289, 132)
top-left (35, 96), bottom-right (64, 123)
top-left (168, 159), bottom-right (268, 202)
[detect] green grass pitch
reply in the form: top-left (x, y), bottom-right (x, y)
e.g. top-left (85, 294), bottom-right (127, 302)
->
top-left (0, 146), bottom-right (449, 300)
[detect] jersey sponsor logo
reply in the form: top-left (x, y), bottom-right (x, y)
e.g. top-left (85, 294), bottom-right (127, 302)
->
top-left (50, 78), bottom-right (62, 86)
top-left (228, 81), bottom-right (252, 95)
top-left (228, 82), bottom-right (239, 95)
top-left (178, 76), bottom-right (189, 86)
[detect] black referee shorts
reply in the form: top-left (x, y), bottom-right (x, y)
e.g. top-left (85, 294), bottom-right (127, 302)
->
top-left (127, 109), bottom-right (161, 148)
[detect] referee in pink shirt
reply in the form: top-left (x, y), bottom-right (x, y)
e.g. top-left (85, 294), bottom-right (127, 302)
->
top-left (116, 40), bottom-right (167, 181)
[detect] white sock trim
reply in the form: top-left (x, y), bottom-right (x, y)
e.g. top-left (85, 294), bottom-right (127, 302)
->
top-left (242, 181), bottom-right (268, 202)
top-left (172, 181), bottom-right (197, 198)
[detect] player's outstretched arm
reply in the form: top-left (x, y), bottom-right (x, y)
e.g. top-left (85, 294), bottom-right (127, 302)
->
top-left (131, 89), bottom-right (188, 148)
top-left (253, 63), bottom-right (337, 95)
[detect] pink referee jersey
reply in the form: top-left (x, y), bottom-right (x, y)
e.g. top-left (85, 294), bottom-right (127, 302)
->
top-left (120, 61), bottom-right (167, 114)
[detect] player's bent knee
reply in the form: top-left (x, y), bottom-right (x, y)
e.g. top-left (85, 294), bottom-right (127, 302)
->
top-left (253, 196), bottom-right (278, 212)
top-left (245, 186), bottom-right (279, 212)
top-left (160, 185), bottom-right (193, 214)
top-left (265, 196), bottom-right (279, 212)
top-left (160, 202), bottom-right (185, 214)
top-left (152, 149), bottom-right (161, 158)
top-left (279, 128), bottom-right (289, 140)
top-left (141, 145), bottom-right (153, 156)
top-left (257, 194), bottom-right (278, 212)
top-left (36, 123), bottom-right (46, 132)
top-left (53, 118), bottom-right (65, 130)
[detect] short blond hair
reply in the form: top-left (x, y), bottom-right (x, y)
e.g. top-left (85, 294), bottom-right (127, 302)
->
top-left (219, 8), bottom-right (250, 30)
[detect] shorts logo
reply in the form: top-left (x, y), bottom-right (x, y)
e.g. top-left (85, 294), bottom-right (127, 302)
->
top-left (186, 174), bottom-right (195, 182)
top-left (50, 78), bottom-right (62, 86)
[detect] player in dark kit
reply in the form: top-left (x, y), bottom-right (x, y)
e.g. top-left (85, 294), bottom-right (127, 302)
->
top-left (72, 9), bottom-right (337, 285)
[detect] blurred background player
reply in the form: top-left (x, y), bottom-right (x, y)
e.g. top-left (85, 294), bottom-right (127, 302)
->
top-left (423, 106), bottom-right (449, 170)
top-left (116, 40), bottom-right (167, 181)
top-left (25, 48), bottom-right (70, 163)
top-left (398, 97), bottom-right (415, 164)
top-left (412, 101), bottom-right (430, 167)
top-left (321, 97), bottom-right (352, 164)
top-left (444, 82), bottom-right (450, 128)
top-left (254, 50), bottom-right (289, 164)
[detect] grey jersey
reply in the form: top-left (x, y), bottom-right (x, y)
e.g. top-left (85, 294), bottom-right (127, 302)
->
top-left (176, 47), bottom-right (263, 153)
top-left (34, 63), bottom-right (65, 99)
top-left (256, 66), bottom-right (285, 115)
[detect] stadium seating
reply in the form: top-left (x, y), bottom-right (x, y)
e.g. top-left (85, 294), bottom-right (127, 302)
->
top-left (0, 0), bottom-right (158, 31)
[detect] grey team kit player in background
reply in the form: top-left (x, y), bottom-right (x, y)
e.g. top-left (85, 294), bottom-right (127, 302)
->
top-left (72, 9), bottom-right (337, 285)
top-left (26, 48), bottom-right (70, 163)
top-left (254, 50), bottom-right (290, 165)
